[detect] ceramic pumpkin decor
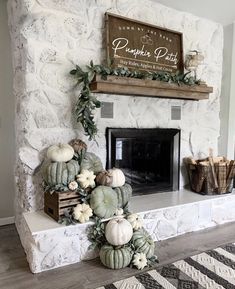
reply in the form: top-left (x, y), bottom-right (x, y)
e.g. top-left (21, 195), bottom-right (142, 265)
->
top-left (42, 138), bottom-right (157, 271)
top-left (95, 170), bottom-right (112, 186)
top-left (99, 245), bottom-right (133, 270)
top-left (127, 213), bottom-right (143, 230)
top-left (114, 183), bottom-right (132, 208)
top-left (107, 168), bottom-right (125, 188)
top-left (69, 138), bottom-right (87, 154)
top-left (81, 152), bottom-right (104, 174)
top-left (47, 143), bottom-right (74, 162)
top-left (76, 169), bottom-right (96, 189)
top-left (132, 228), bottom-right (155, 258)
top-left (73, 203), bottom-right (93, 223)
top-left (90, 186), bottom-right (118, 218)
top-left (105, 217), bottom-right (133, 246)
top-left (44, 159), bottom-right (80, 186)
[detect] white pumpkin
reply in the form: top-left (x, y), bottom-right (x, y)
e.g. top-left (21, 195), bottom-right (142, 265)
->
top-left (115, 208), bottom-right (124, 216)
top-left (68, 181), bottom-right (78, 191)
top-left (47, 143), bottom-right (74, 162)
top-left (107, 168), bottom-right (125, 188)
top-left (105, 217), bottom-right (133, 246)
top-left (73, 203), bottom-right (93, 223)
top-left (127, 213), bottom-right (143, 230)
top-left (76, 169), bottom-right (96, 189)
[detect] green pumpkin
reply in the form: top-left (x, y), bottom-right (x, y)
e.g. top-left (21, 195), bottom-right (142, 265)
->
top-left (44, 160), bottom-right (80, 186)
top-left (80, 152), bottom-right (103, 174)
top-left (114, 183), bottom-right (132, 208)
top-left (99, 245), bottom-right (133, 269)
top-left (132, 228), bottom-right (155, 258)
top-left (90, 186), bottom-right (118, 218)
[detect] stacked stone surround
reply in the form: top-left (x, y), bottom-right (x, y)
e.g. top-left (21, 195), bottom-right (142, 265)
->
top-left (7, 0), bottom-right (224, 272)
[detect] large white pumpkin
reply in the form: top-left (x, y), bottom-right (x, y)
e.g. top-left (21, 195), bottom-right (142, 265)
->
top-left (108, 168), bottom-right (125, 188)
top-left (105, 217), bottom-right (133, 246)
top-left (47, 143), bottom-right (74, 162)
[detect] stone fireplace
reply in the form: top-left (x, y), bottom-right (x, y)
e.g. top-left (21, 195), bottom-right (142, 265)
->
top-left (106, 128), bottom-right (180, 193)
top-left (7, 0), bottom-right (232, 274)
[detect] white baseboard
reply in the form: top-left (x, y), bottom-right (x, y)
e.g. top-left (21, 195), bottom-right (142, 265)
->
top-left (0, 216), bottom-right (15, 226)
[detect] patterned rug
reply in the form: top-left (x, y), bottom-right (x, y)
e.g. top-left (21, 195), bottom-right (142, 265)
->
top-left (96, 243), bottom-right (235, 289)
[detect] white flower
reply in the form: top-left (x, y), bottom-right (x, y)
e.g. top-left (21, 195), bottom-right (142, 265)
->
top-left (132, 252), bottom-right (148, 270)
top-left (127, 213), bottom-right (143, 230)
top-left (76, 170), bottom-right (96, 189)
top-left (73, 203), bottom-right (93, 223)
top-left (68, 181), bottom-right (78, 191)
top-left (115, 208), bottom-right (124, 216)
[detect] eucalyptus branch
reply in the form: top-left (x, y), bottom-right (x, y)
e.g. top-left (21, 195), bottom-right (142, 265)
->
top-left (70, 61), bottom-right (200, 141)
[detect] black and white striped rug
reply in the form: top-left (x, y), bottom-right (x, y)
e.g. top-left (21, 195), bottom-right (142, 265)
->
top-left (96, 243), bottom-right (235, 289)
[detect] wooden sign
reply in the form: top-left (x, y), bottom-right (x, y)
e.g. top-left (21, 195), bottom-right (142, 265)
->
top-left (105, 13), bottom-right (184, 73)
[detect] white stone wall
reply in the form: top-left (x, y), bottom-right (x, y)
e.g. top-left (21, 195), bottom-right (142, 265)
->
top-left (7, 0), bottom-right (223, 220)
top-left (22, 192), bottom-right (235, 273)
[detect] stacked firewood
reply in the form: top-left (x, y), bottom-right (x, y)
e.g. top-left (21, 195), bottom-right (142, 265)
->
top-left (185, 154), bottom-right (235, 195)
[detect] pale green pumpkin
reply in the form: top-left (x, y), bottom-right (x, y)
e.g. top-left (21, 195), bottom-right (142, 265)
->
top-left (90, 186), bottom-right (118, 218)
top-left (99, 245), bottom-right (133, 269)
top-left (44, 160), bottom-right (80, 186)
top-left (80, 152), bottom-right (103, 175)
top-left (114, 183), bottom-right (132, 208)
top-left (131, 228), bottom-right (155, 258)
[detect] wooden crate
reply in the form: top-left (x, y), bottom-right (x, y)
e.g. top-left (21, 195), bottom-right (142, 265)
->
top-left (44, 191), bottom-right (80, 221)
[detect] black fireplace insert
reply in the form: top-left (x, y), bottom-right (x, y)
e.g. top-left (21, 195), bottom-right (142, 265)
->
top-left (106, 128), bottom-right (180, 194)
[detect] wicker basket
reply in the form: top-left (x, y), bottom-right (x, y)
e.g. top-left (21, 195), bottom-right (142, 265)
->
top-left (186, 158), bottom-right (235, 195)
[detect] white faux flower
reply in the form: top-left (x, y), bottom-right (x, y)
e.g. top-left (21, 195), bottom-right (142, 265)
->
top-left (76, 169), bottom-right (96, 189)
top-left (127, 213), bottom-right (143, 230)
top-left (115, 208), bottom-right (124, 216)
top-left (73, 203), bottom-right (93, 223)
top-left (132, 252), bottom-right (148, 270)
top-left (68, 181), bottom-right (78, 191)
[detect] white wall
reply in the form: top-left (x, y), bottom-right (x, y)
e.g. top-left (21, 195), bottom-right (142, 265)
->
top-left (0, 0), bottom-right (15, 222)
top-left (219, 23), bottom-right (235, 159)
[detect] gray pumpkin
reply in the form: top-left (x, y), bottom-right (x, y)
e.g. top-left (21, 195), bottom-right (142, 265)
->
top-left (44, 160), bottom-right (80, 186)
top-left (99, 244), bottom-right (133, 269)
top-left (90, 186), bottom-right (118, 219)
top-left (80, 152), bottom-right (103, 174)
top-left (114, 183), bottom-right (132, 208)
top-left (132, 228), bottom-right (155, 258)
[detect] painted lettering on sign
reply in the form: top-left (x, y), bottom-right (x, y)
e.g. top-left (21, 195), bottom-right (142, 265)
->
top-left (106, 13), bottom-right (184, 73)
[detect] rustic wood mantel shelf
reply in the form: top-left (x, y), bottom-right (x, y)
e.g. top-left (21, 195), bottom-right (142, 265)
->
top-left (90, 75), bottom-right (213, 100)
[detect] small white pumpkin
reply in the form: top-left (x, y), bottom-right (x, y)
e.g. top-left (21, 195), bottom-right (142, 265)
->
top-left (105, 217), bottom-right (133, 246)
top-left (68, 181), bottom-right (78, 191)
top-left (107, 168), bottom-right (125, 188)
top-left (115, 208), bottom-right (124, 216)
top-left (132, 252), bottom-right (148, 270)
top-left (127, 213), bottom-right (143, 230)
top-left (77, 169), bottom-right (96, 189)
top-left (47, 143), bottom-right (74, 162)
top-left (73, 203), bottom-right (93, 223)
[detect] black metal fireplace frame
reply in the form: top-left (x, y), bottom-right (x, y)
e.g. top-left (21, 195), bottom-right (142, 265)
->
top-left (106, 128), bottom-right (181, 193)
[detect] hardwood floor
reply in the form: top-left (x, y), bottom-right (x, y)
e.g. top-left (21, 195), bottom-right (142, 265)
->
top-left (1, 222), bottom-right (235, 289)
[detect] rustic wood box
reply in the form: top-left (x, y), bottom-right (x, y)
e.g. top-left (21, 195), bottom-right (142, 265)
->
top-left (44, 191), bottom-right (80, 221)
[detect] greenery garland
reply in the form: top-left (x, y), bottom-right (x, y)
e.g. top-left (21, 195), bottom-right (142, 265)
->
top-left (70, 61), bottom-right (201, 141)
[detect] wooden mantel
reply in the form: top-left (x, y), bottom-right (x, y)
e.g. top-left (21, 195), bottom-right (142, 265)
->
top-left (90, 75), bottom-right (213, 100)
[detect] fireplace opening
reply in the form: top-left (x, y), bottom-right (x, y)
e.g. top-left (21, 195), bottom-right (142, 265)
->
top-left (106, 128), bottom-right (180, 194)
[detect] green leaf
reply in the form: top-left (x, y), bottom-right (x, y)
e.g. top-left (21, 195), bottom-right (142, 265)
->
top-left (70, 69), bottom-right (77, 75)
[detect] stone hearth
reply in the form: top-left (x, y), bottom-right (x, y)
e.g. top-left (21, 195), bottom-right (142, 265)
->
top-left (21, 190), bottom-right (235, 273)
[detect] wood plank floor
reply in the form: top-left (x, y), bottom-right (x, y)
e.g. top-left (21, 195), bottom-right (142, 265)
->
top-left (1, 222), bottom-right (235, 289)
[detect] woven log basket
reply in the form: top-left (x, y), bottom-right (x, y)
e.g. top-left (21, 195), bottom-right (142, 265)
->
top-left (185, 157), bottom-right (235, 195)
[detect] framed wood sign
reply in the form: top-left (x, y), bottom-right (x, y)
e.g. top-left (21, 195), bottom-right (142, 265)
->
top-left (105, 13), bottom-right (184, 73)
